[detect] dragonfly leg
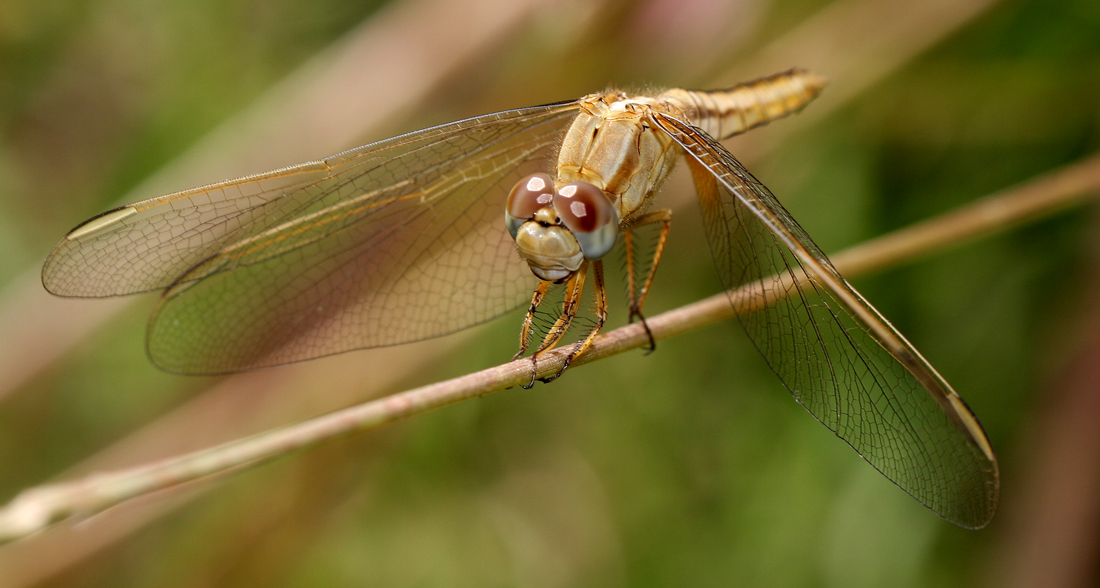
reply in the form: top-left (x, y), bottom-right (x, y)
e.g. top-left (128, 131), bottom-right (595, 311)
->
top-left (624, 228), bottom-right (638, 316)
top-left (545, 260), bottom-right (607, 382)
top-left (624, 208), bottom-right (672, 352)
top-left (513, 280), bottom-right (553, 361)
top-left (623, 227), bottom-right (655, 353)
top-left (522, 263), bottom-right (588, 389)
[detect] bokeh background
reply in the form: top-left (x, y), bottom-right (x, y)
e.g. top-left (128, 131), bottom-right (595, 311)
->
top-left (1, 0), bottom-right (1099, 586)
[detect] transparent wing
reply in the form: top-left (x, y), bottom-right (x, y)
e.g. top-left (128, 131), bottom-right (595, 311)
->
top-left (652, 112), bottom-right (999, 529)
top-left (44, 101), bottom-right (581, 374)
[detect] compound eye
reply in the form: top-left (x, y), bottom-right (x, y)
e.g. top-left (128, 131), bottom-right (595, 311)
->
top-left (553, 181), bottom-right (619, 259)
top-left (505, 173), bottom-right (555, 239)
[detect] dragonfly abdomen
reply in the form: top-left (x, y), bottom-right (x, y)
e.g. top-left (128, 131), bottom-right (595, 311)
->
top-left (660, 68), bottom-right (826, 141)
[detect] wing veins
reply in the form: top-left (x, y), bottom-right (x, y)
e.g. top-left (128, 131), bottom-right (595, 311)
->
top-left (653, 111), bottom-right (997, 527)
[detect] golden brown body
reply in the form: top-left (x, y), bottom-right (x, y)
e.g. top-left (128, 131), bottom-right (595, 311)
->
top-left (555, 70), bottom-right (825, 224)
top-left (511, 70), bottom-right (826, 381)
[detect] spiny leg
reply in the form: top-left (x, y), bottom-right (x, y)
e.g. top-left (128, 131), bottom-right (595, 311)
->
top-left (623, 226), bottom-right (650, 349)
top-left (522, 263), bottom-right (588, 389)
top-left (623, 226), bottom-right (654, 352)
top-left (623, 208), bottom-right (672, 352)
top-left (544, 260), bottom-right (607, 383)
top-left (513, 280), bottom-right (552, 361)
top-left (625, 228), bottom-right (639, 313)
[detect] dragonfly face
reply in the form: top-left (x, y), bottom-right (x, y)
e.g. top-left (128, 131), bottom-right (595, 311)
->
top-left (506, 173), bottom-right (619, 282)
top-left (40, 69), bottom-right (1000, 529)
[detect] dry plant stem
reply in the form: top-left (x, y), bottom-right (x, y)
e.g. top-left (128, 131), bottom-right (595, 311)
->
top-left (833, 151), bottom-right (1100, 275)
top-left (1, 154), bottom-right (1099, 543)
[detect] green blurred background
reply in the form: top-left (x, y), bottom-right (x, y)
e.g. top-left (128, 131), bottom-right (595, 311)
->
top-left (1, 0), bottom-right (1099, 586)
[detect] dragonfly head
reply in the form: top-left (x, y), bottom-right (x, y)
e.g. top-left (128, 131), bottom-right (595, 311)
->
top-left (506, 173), bottom-right (619, 282)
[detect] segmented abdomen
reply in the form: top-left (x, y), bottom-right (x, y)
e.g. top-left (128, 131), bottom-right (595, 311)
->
top-left (660, 69), bottom-right (826, 141)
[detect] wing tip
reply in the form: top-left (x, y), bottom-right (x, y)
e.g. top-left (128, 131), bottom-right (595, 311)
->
top-left (65, 206), bottom-right (138, 241)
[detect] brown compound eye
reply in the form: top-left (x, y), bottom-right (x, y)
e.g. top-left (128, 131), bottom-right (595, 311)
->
top-left (505, 173), bottom-right (555, 239)
top-left (553, 181), bottom-right (619, 259)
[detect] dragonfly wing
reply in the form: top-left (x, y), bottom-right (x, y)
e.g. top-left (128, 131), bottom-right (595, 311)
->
top-left (45, 101), bottom-right (581, 374)
top-left (652, 112), bottom-right (998, 529)
top-left (43, 102), bottom-right (578, 297)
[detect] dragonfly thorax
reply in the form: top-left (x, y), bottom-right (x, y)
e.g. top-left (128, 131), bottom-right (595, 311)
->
top-left (506, 173), bottom-right (619, 282)
top-left (556, 92), bottom-right (684, 224)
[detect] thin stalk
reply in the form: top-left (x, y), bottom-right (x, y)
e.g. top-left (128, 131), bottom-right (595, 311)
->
top-left (1, 152), bottom-right (1099, 544)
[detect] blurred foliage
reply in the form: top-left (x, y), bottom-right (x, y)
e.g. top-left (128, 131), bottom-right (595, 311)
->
top-left (0, 0), bottom-right (1099, 586)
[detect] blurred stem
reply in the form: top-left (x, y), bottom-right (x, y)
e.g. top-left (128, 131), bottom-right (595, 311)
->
top-left (1, 152), bottom-right (1099, 544)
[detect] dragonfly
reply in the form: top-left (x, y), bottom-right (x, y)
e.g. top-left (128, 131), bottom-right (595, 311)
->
top-left (41, 69), bottom-right (998, 529)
